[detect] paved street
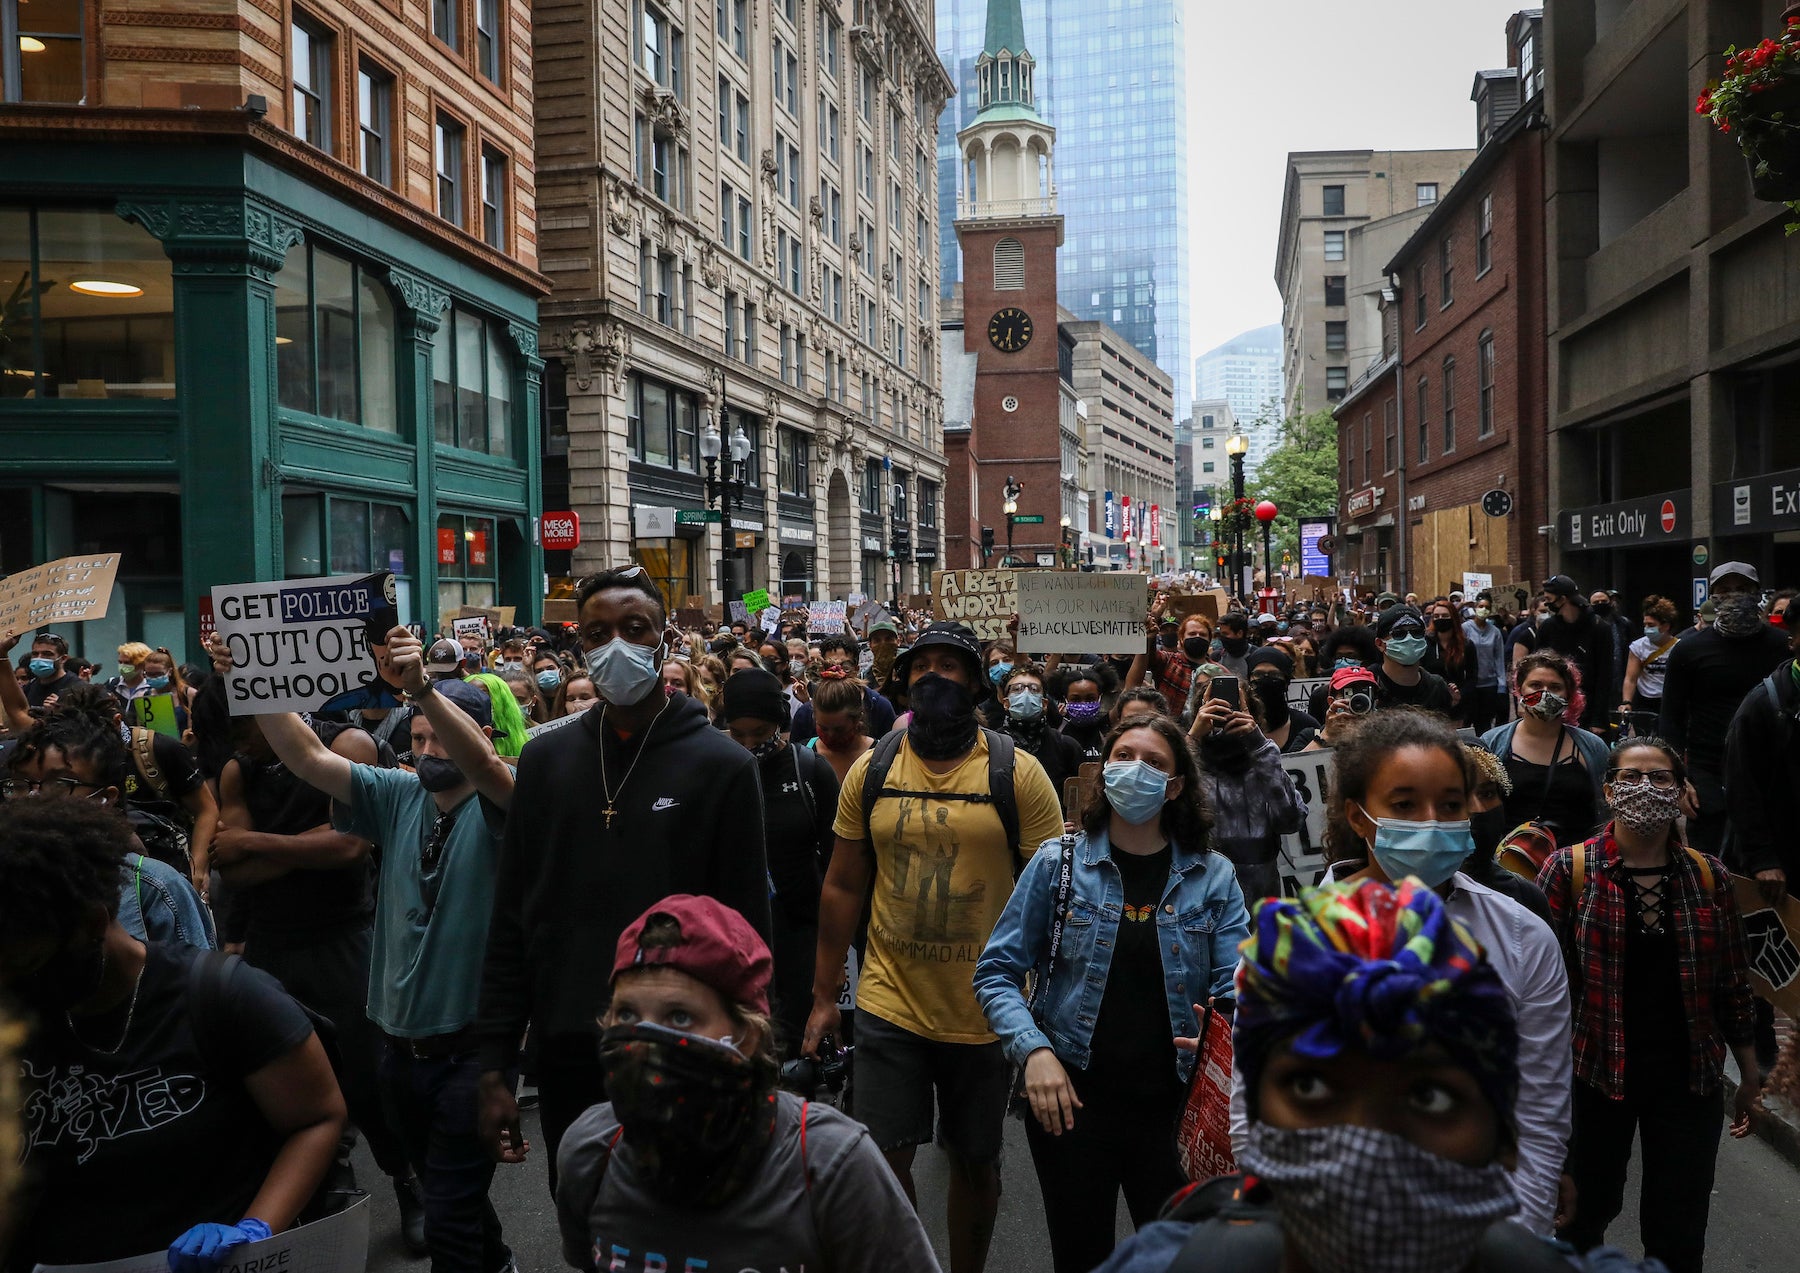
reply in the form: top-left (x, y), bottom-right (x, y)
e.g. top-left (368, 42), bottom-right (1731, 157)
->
top-left (357, 1094), bottom-right (1800, 1272)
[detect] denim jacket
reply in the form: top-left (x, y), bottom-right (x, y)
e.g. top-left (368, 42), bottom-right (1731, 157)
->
top-left (975, 827), bottom-right (1250, 1084)
top-left (117, 852), bottom-right (216, 949)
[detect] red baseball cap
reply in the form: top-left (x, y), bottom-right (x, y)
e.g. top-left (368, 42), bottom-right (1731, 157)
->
top-left (1330, 665), bottom-right (1378, 691)
top-left (612, 895), bottom-right (772, 1014)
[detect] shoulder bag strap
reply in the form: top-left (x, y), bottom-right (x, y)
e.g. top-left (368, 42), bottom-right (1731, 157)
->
top-left (131, 726), bottom-right (172, 801)
top-left (1571, 841), bottom-right (1587, 897)
top-left (1529, 727), bottom-right (1565, 822)
top-left (1684, 846), bottom-right (1715, 895)
top-left (1027, 834), bottom-right (1078, 1017)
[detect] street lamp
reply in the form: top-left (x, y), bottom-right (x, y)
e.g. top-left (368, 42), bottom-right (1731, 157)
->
top-left (1255, 500), bottom-right (1279, 598)
top-left (1060, 513), bottom-right (1072, 568)
top-left (1209, 506), bottom-right (1223, 580)
top-left (1002, 474), bottom-right (1022, 566)
top-left (1226, 434), bottom-right (1249, 597)
top-left (702, 408), bottom-right (752, 602)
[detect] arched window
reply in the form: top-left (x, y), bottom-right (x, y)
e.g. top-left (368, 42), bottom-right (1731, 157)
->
top-left (993, 236), bottom-right (1024, 290)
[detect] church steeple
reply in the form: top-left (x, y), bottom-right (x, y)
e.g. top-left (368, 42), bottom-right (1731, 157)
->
top-left (975, 0), bottom-right (1038, 120)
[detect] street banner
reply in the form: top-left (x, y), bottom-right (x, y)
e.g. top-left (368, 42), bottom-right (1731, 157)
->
top-left (808, 600), bottom-right (847, 633)
top-left (1016, 572), bottom-right (1146, 655)
top-left (0, 553), bottom-right (121, 634)
top-left (1733, 877), bottom-right (1800, 1019)
top-left (129, 693), bottom-right (180, 738)
top-left (1150, 504), bottom-right (1161, 548)
top-left (212, 572), bottom-right (402, 716)
top-left (34, 1195), bottom-right (369, 1273)
top-left (1175, 1005), bottom-right (1236, 1183)
top-left (728, 600), bottom-right (750, 626)
top-left (1104, 490), bottom-right (1116, 539)
top-left (932, 568), bottom-right (1017, 641)
top-left (1278, 748), bottom-right (1335, 891)
top-left (742, 588), bottom-right (771, 616)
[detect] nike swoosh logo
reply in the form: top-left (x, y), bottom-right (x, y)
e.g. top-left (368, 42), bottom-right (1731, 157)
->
top-left (651, 798), bottom-right (679, 811)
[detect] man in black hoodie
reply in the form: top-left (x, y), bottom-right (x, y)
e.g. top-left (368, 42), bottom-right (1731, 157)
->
top-left (474, 567), bottom-right (771, 1192)
top-left (1535, 575), bottom-right (1610, 730)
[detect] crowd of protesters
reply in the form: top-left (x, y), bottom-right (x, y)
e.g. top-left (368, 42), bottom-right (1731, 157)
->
top-left (3, 560), bottom-right (1799, 1273)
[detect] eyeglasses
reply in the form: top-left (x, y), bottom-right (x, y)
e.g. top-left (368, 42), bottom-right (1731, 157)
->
top-left (1, 777), bottom-right (99, 799)
top-left (1605, 768), bottom-right (1680, 791)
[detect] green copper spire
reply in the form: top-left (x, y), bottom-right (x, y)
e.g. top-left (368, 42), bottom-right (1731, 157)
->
top-left (983, 0), bottom-right (1028, 58)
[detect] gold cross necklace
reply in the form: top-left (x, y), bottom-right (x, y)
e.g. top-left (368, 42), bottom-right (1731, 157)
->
top-left (598, 702), bottom-right (662, 830)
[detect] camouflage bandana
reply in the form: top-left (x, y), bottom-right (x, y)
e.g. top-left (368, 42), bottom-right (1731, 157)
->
top-left (600, 1022), bottom-right (778, 1208)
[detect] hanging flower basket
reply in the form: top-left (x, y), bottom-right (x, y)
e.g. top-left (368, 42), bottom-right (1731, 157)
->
top-left (1698, 20), bottom-right (1800, 225)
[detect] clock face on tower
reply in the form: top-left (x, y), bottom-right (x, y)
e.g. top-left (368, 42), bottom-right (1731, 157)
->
top-left (987, 307), bottom-right (1034, 353)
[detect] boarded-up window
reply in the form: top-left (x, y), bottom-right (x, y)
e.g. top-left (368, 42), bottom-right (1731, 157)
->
top-left (994, 236), bottom-right (1025, 290)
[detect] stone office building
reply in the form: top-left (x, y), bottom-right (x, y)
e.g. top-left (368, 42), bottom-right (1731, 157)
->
top-left (531, 0), bottom-right (953, 608)
top-left (0, 0), bottom-right (548, 654)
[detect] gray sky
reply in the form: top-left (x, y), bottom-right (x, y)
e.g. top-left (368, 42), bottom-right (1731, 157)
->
top-left (1184, 0), bottom-right (1531, 357)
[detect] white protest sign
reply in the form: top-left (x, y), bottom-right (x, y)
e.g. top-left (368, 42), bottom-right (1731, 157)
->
top-left (452, 616), bottom-right (488, 646)
top-left (808, 600), bottom-right (847, 633)
top-left (0, 553), bottom-right (121, 634)
top-left (1287, 677), bottom-right (1329, 716)
top-left (34, 1196), bottom-right (370, 1273)
top-left (1462, 571), bottom-right (1493, 597)
top-left (213, 572), bottom-right (401, 716)
top-left (1278, 748), bottom-right (1335, 891)
top-left (1016, 571), bottom-right (1148, 655)
top-left (760, 606), bottom-right (782, 634)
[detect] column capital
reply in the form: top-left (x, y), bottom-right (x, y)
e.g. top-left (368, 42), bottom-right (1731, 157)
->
top-left (387, 266), bottom-right (452, 338)
top-left (116, 195), bottom-right (304, 281)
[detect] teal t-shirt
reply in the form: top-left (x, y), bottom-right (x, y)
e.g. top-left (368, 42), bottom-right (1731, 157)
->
top-left (335, 764), bottom-right (503, 1038)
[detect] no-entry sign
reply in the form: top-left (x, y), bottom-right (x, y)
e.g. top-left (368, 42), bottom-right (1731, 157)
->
top-left (1660, 500), bottom-right (1677, 534)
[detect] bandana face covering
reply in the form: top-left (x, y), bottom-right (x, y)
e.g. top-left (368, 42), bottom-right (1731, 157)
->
top-left (749, 731), bottom-right (788, 761)
top-left (1610, 781), bottom-right (1682, 837)
top-left (1518, 688), bottom-right (1566, 722)
top-left (600, 1022), bottom-right (777, 1208)
top-left (1240, 1123), bottom-right (1517, 1273)
top-left (1714, 593), bottom-right (1764, 638)
top-left (907, 672), bottom-right (980, 760)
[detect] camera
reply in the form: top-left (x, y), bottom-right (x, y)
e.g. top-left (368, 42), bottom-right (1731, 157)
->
top-left (1335, 684), bottom-right (1376, 716)
top-left (779, 1034), bottom-right (852, 1098)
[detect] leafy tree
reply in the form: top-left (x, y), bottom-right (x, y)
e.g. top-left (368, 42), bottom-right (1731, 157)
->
top-left (1248, 410), bottom-right (1339, 568)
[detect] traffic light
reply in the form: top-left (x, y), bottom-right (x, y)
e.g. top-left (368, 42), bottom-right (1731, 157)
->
top-left (980, 526), bottom-right (996, 556)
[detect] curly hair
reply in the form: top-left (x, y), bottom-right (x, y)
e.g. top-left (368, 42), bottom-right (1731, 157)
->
top-left (1318, 622), bottom-right (1380, 670)
top-left (1323, 708), bottom-right (1472, 864)
top-left (0, 797), bottom-right (135, 940)
top-left (1081, 715), bottom-right (1213, 853)
top-left (51, 681), bottom-right (126, 722)
top-left (11, 710), bottom-right (130, 792)
top-left (1640, 594), bottom-right (1679, 627)
top-left (1050, 660), bottom-right (1118, 700)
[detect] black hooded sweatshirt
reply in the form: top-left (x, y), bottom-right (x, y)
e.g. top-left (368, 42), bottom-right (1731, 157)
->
top-left (475, 695), bottom-right (772, 1071)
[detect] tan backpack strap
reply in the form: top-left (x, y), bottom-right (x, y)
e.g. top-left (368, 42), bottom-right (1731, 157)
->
top-left (130, 726), bottom-right (171, 801)
top-left (1685, 847), bottom-right (1714, 895)
top-left (1571, 842), bottom-right (1587, 897)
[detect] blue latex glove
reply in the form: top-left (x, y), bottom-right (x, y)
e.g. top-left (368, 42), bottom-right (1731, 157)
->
top-left (167, 1218), bottom-right (272, 1273)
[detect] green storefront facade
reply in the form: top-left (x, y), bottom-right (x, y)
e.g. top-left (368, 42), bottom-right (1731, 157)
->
top-left (0, 139), bottom-right (543, 662)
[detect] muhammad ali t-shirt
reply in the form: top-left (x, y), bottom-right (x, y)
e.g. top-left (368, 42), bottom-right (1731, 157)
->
top-left (17, 943), bottom-right (314, 1263)
top-left (834, 732), bottom-right (1064, 1043)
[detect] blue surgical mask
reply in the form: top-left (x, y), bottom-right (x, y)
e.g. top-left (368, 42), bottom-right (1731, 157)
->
top-left (144, 675), bottom-right (170, 690)
top-left (1356, 805), bottom-right (1473, 889)
top-left (1333, 657), bottom-right (1361, 671)
top-left (1643, 625), bottom-right (1660, 640)
top-left (988, 661), bottom-right (1012, 686)
top-left (1384, 634), bottom-right (1429, 666)
top-left (1007, 688), bottom-right (1044, 722)
top-left (1103, 758), bottom-right (1173, 826)
top-left (28, 658), bottom-right (56, 678)
top-left (584, 637), bottom-right (663, 706)
top-left (536, 669), bottom-right (562, 691)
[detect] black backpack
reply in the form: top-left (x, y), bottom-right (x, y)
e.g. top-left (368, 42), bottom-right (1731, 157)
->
top-left (859, 727), bottom-right (1023, 876)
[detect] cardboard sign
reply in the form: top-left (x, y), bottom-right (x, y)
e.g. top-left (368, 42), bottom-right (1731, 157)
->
top-left (1165, 593), bottom-right (1220, 627)
top-left (1016, 572), bottom-right (1147, 655)
top-left (1278, 748), bottom-right (1335, 890)
top-left (1175, 1007), bottom-right (1237, 1182)
top-left (212, 572), bottom-right (402, 716)
top-left (1062, 761), bottom-right (1101, 823)
top-left (808, 600), bottom-right (847, 634)
top-left (129, 693), bottom-right (180, 738)
top-left (932, 568), bottom-right (1017, 641)
top-left (34, 1193), bottom-right (370, 1273)
top-left (742, 588), bottom-right (771, 616)
top-left (542, 598), bottom-right (578, 624)
top-left (675, 606), bottom-right (707, 630)
top-left (0, 553), bottom-right (121, 634)
top-left (1733, 877), bottom-right (1800, 1019)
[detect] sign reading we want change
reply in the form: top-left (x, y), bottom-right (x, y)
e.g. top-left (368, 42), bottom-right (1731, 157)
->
top-left (212, 571), bottom-right (401, 715)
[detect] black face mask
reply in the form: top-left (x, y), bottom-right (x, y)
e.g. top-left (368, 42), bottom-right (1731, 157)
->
top-left (1432, 617), bottom-right (1455, 633)
top-left (1159, 630), bottom-right (1180, 650)
top-left (1182, 636), bottom-right (1210, 662)
top-left (414, 755), bottom-right (466, 792)
top-left (16, 935), bottom-right (106, 1014)
top-left (600, 1022), bottom-right (776, 1207)
top-left (1467, 807), bottom-right (1512, 867)
top-left (1220, 636), bottom-right (1249, 658)
top-left (1252, 677), bottom-right (1290, 724)
top-left (1593, 602), bottom-right (1613, 618)
top-left (906, 672), bottom-right (980, 760)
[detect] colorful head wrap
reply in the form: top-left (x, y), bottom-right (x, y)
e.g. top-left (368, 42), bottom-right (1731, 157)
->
top-left (1234, 878), bottom-right (1519, 1137)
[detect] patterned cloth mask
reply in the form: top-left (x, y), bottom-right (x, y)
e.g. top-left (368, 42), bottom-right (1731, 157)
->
top-left (1609, 780), bottom-right (1682, 837)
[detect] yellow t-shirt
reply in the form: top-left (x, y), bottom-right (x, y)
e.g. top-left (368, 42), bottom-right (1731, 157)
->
top-left (833, 731), bottom-right (1065, 1043)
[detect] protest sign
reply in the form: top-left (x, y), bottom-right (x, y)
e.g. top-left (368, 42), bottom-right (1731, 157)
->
top-left (1175, 1007), bottom-right (1237, 1182)
top-left (454, 604), bottom-right (512, 629)
top-left (1286, 676), bottom-right (1329, 716)
top-left (0, 553), bottom-right (121, 634)
top-left (1277, 748), bottom-right (1335, 891)
top-left (525, 710), bottom-right (589, 742)
top-left (675, 606), bottom-right (707, 629)
top-left (212, 572), bottom-right (402, 716)
top-left (452, 616), bottom-right (488, 647)
top-left (808, 600), bottom-right (847, 633)
top-left (542, 597), bottom-right (578, 624)
top-left (1733, 878), bottom-right (1800, 1019)
top-left (760, 607), bottom-right (781, 634)
top-left (932, 568), bottom-right (1017, 641)
top-left (848, 592), bottom-right (867, 608)
top-left (1016, 572), bottom-right (1146, 655)
top-left (728, 600), bottom-right (750, 626)
top-left (1461, 571), bottom-right (1493, 597)
top-left (129, 693), bottom-right (180, 737)
top-left (742, 587), bottom-right (771, 616)
top-left (34, 1195), bottom-right (369, 1273)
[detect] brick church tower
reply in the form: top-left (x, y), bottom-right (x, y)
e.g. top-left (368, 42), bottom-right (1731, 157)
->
top-left (950, 0), bottom-right (1064, 568)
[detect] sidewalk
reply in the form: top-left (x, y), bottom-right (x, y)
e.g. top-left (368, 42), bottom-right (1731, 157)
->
top-left (1725, 1017), bottom-right (1800, 1169)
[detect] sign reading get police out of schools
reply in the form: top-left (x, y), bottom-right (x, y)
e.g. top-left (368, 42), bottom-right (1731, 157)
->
top-left (1015, 572), bottom-right (1146, 655)
top-left (213, 572), bottom-right (401, 715)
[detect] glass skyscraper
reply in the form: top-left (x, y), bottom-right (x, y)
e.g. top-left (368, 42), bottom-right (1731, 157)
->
top-left (937, 0), bottom-right (1191, 414)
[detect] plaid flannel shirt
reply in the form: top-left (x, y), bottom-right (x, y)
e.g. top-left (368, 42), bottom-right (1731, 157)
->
top-left (1538, 826), bottom-right (1757, 1099)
